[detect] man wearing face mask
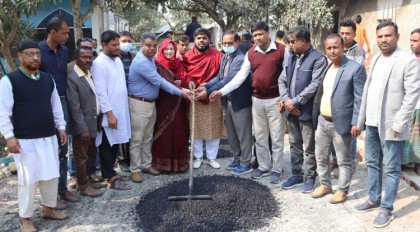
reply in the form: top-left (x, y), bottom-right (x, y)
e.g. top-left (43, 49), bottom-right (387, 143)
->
top-left (210, 22), bottom-right (288, 183)
top-left (195, 31), bottom-right (253, 175)
top-left (118, 31), bottom-right (135, 173)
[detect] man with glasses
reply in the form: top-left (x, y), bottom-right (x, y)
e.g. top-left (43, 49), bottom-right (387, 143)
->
top-left (127, 33), bottom-right (192, 183)
top-left (0, 40), bottom-right (69, 232)
top-left (195, 30), bottom-right (253, 175)
top-left (210, 22), bottom-right (288, 183)
top-left (38, 16), bottom-right (80, 208)
top-left (278, 26), bottom-right (328, 193)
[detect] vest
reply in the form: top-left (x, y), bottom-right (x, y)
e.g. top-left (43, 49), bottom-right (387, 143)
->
top-left (286, 48), bottom-right (325, 121)
top-left (248, 42), bottom-right (285, 99)
top-left (7, 69), bottom-right (56, 139)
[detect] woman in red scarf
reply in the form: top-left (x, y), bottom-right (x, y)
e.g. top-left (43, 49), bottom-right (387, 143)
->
top-left (152, 39), bottom-right (189, 172)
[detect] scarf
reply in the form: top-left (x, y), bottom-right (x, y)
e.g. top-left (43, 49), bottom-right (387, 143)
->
top-left (183, 46), bottom-right (222, 85)
top-left (156, 39), bottom-right (187, 80)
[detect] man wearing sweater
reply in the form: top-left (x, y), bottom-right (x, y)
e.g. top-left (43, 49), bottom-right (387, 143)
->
top-left (210, 21), bottom-right (288, 184)
top-left (0, 40), bottom-right (68, 232)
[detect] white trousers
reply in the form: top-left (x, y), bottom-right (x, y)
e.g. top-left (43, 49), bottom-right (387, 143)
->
top-left (193, 139), bottom-right (220, 160)
top-left (18, 178), bottom-right (58, 218)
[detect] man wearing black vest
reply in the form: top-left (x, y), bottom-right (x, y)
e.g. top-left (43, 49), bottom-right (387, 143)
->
top-left (196, 30), bottom-right (253, 175)
top-left (0, 40), bottom-right (68, 232)
top-left (279, 26), bottom-right (328, 193)
top-left (210, 21), bottom-right (288, 184)
top-left (39, 16), bottom-right (80, 207)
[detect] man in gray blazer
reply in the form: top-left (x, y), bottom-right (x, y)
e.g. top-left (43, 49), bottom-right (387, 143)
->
top-left (311, 34), bottom-right (366, 204)
top-left (67, 46), bottom-right (103, 198)
top-left (354, 22), bottom-right (420, 228)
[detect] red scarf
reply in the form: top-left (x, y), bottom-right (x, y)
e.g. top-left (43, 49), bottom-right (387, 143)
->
top-left (183, 46), bottom-right (222, 85)
top-left (156, 39), bottom-right (187, 80)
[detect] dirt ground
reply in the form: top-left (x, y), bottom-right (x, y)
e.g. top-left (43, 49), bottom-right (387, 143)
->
top-left (0, 137), bottom-right (419, 232)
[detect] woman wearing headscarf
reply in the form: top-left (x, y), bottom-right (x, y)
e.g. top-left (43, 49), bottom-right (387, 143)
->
top-left (152, 39), bottom-right (189, 172)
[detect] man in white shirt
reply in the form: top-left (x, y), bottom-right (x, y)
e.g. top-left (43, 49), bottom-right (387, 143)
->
top-left (354, 22), bottom-right (420, 228)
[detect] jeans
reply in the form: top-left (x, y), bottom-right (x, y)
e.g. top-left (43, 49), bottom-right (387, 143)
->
top-left (332, 138), bottom-right (357, 160)
top-left (315, 116), bottom-right (353, 192)
top-left (287, 115), bottom-right (317, 178)
top-left (365, 126), bottom-right (404, 213)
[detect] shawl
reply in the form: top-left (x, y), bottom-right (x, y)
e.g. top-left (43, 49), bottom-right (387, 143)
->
top-left (183, 46), bottom-right (222, 85)
top-left (156, 39), bottom-right (187, 80)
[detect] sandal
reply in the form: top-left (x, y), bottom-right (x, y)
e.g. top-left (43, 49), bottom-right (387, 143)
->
top-left (107, 177), bottom-right (131, 191)
top-left (117, 175), bottom-right (130, 182)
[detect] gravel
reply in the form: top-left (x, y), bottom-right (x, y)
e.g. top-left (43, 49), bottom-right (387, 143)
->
top-left (135, 175), bottom-right (280, 232)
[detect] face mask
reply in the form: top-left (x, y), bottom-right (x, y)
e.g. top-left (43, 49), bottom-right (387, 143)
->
top-left (92, 48), bottom-right (97, 52)
top-left (222, 45), bottom-right (235, 54)
top-left (120, 42), bottom-right (132, 53)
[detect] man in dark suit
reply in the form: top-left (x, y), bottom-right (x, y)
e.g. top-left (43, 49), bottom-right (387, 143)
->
top-left (67, 46), bottom-right (103, 197)
top-left (196, 30), bottom-right (253, 175)
top-left (311, 34), bottom-right (366, 203)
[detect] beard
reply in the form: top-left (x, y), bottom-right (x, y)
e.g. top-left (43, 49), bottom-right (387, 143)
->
top-left (196, 44), bottom-right (209, 53)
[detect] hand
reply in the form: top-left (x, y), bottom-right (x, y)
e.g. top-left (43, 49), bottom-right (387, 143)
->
top-left (194, 86), bottom-right (206, 93)
top-left (188, 81), bottom-right (196, 90)
top-left (6, 137), bottom-right (20, 153)
top-left (278, 101), bottom-right (285, 113)
top-left (173, 80), bottom-right (182, 86)
top-left (209, 91), bottom-right (222, 102)
top-left (181, 88), bottom-right (193, 101)
top-left (285, 99), bottom-right (300, 116)
top-left (107, 111), bottom-right (118, 129)
top-left (351, 126), bottom-right (360, 137)
top-left (59, 130), bottom-right (67, 146)
top-left (289, 108), bottom-right (301, 116)
top-left (194, 90), bottom-right (208, 101)
top-left (81, 132), bottom-right (91, 144)
top-left (392, 129), bottom-right (399, 138)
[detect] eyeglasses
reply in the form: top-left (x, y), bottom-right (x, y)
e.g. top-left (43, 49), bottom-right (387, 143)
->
top-left (288, 40), bottom-right (296, 44)
top-left (222, 42), bottom-right (235, 46)
top-left (20, 51), bottom-right (41, 58)
top-left (143, 43), bottom-right (157, 48)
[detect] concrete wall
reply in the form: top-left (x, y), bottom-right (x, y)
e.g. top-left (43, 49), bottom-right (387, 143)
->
top-left (331, 0), bottom-right (420, 52)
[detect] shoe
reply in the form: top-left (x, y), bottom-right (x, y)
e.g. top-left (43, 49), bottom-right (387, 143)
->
top-left (311, 185), bottom-right (332, 198)
top-left (79, 185), bottom-right (104, 198)
top-left (251, 169), bottom-right (269, 179)
top-left (142, 166), bottom-right (160, 175)
top-left (118, 162), bottom-right (130, 173)
top-left (55, 199), bottom-right (67, 210)
top-left (67, 176), bottom-right (77, 189)
top-left (20, 219), bottom-right (36, 232)
top-left (226, 160), bottom-right (240, 170)
top-left (281, 175), bottom-right (304, 189)
top-left (373, 210), bottom-right (394, 228)
top-left (131, 172), bottom-right (144, 183)
top-left (232, 165), bottom-right (253, 175)
top-left (193, 158), bottom-right (203, 169)
top-left (89, 174), bottom-right (102, 183)
top-left (302, 177), bottom-right (316, 193)
top-left (353, 200), bottom-right (380, 212)
top-left (329, 190), bottom-right (347, 204)
top-left (270, 171), bottom-right (282, 184)
top-left (41, 207), bottom-right (68, 220)
top-left (59, 190), bottom-right (80, 202)
top-left (207, 159), bottom-right (221, 169)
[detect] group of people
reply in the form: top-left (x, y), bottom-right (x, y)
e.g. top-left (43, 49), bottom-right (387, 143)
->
top-left (0, 13), bottom-right (419, 231)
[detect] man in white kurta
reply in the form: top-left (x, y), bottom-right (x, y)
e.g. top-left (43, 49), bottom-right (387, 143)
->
top-left (92, 30), bottom-right (131, 190)
top-left (0, 40), bottom-right (68, 231)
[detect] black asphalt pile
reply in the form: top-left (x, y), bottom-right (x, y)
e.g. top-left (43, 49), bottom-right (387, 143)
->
top-left (135, 175), bottom-right (280, 232)
top-left (215, 138), bottom-right (232, 159)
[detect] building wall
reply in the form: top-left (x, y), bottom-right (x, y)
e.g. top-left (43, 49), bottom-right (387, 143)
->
top-left (331, 0), bottom-right (420, 52)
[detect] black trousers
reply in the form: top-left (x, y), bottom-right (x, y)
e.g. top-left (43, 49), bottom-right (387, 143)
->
top-left (98, 129), bottom-right (119, 179)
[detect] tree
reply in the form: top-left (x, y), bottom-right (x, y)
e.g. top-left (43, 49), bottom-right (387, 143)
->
top-left (71, 0), bottom-right (100, 46)
top-left (0, 0), bottom-right (52, 72)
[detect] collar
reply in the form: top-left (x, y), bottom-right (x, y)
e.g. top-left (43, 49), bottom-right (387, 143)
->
top-left (74, 64), bottom-right (92, 78)
top-left (344, 41), bottom-right (358, 52)
top-left (40, 40), bottom-right (63, 54)
top-left (19, 67), bottom-right (40, 80)
top-left (295, 46), bottom-right (313, 59)
top-left (254, 40), bottom-right (277, 54)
